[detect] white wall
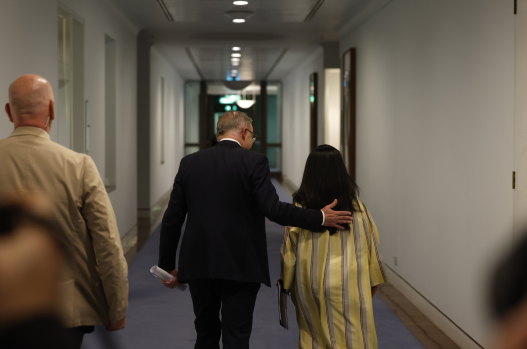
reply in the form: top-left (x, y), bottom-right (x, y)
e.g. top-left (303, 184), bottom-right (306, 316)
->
top-left (339, 0), bottom-right (514, 345)
top-left (0, 0), bottom-right (58, 139)
top-left (282, 47), bottom-right (324, 187)
top-left (149, 47), bottom-right (185, 206)
top-left (0, 0), bottom-right (139, 236)
top-left (323, 68), bottom-right (341, 148)
top-left (62, 0), bottom-right (139, 236)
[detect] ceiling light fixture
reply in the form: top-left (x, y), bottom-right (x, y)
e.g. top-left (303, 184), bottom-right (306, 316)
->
top-left (225, 10), bottom-right (253, 23)
top-left (236, 88), bottom-right (255, 109)
top-left (233, 1), bottom-right (249, 5)
top-left (232, 46), bottom-right (241, 51)
top-left (237, 99), bottom-right (255, 109)
top-left (231, 53), bottom-right (241, 58)
top-left (231, 57), bottom-right (240, 62)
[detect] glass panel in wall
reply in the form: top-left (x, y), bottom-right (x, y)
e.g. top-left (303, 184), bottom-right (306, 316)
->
top-left (104, 34), bottom-right (117, 191)
top-left (160, 76), bottom-right (165, 164)
top-left (57, 8), bottom-right (85, 152)
top-left (266, 82), bottom-right (281, 143)
top-left (184, 146), bottom-right (200, 156)
top-left (58, 11), bottom-right (72, 148)
top-left (266, 82), bottom-right (282, 173)
top-left (184, 81), bottom-right (200, 154)
top-left (267, 146), bottom-right (281, 173)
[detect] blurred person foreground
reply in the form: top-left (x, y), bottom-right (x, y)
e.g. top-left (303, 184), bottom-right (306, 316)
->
top-left (489, 231), bottom-right (527, 349)
top-left (0, 197), bottom-right (76, 348)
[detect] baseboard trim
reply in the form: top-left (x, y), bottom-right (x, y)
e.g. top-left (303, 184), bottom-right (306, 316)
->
top-left (384, 264), bottom-right (485, 349)
top-left (127, 189), bottom-right (172, 262)
top-left (121, 224), bottom-right (138, 262)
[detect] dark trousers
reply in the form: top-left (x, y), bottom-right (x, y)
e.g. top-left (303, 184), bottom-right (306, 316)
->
top-left (188, 279), bottom-right (260, 349)
top-left (66, 325), bottom-right (94, 349)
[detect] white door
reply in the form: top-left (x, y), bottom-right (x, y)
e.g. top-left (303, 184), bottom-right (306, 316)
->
top-left (514, 0), bottom-right (527, 236)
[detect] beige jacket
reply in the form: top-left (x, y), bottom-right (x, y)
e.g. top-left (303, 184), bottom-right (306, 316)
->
top-left (0, 127), bottom-right (128, 327)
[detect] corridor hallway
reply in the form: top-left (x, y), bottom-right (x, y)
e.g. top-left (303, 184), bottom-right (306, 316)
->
top-left (82, 181), bottom-right (453, 349)
top-left (0, 0), bottom-right (521, 348)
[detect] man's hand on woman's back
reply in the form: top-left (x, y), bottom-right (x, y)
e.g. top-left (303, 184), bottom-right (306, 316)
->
top-left (321, 199), bottom-right (353, 230)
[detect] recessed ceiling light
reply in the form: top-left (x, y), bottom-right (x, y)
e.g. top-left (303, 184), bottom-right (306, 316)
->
top-left (233, 1), bottom-right (249, 5)
top-left (232, 46), bottom-right (241, 51)
top-left (232, 61), bottom-right (240, 66)
top-left (225, 10), bottom-right (253, 23)
top-left (237, 99), bottom-right (255, 109)
top-left (231, 53), bottom-right (241, 58)
top-left (231, 57), bottom-right (240, 62)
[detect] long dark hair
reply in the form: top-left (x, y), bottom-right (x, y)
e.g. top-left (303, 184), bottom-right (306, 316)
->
top-left (293, 145), bottom-right (359, 232)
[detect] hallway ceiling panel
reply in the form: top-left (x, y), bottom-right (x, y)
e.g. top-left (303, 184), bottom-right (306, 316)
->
top-left (187, 46), bottom-right (285, 81)
top-left (109, 0), bottom-right (371, 80)
top-left (159, 0), bottom-right (322, 23)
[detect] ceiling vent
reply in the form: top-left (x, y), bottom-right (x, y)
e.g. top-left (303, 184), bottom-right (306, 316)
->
top-left (304, 0), bottom-right (325, 22)
top-left (156, 0), bottom-right (174, 22)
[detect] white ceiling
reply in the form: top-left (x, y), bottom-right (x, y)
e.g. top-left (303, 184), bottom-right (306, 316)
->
top-left (108, 0), bottom-right (370, 81)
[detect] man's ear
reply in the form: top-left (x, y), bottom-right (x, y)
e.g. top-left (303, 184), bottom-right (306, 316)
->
top-left (5, 103), bottom-right (13, 123)
top-left (48, 100), bottom-right (55, 121)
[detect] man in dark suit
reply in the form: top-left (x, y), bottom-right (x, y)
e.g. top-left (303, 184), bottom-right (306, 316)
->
top-left (158, 111), bottom-right (352, 349)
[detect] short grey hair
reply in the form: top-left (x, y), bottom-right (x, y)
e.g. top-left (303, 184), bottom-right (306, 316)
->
top-left (217, 111), bottom-right (253, 135)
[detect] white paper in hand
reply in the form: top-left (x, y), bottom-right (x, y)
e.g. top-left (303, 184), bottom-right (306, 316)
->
top-left (149, 265), bottom-right (175, 281)
top-left (149, 265), bottom-right (187, 290)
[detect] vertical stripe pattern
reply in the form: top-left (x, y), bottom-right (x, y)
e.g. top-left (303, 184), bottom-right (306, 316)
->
top-left (281, 198), bottom-right (384, 349)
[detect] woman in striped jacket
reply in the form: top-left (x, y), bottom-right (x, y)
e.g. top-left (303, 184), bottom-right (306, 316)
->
top-left (281, 144), bottom-right (385, 349)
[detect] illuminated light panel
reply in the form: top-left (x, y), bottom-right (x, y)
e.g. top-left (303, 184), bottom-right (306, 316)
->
top-left (232, 46), bottom-right (241, 51)
top-left (233, 18), bottom-right (246, 23)
top-left (219, 95), bottom-right (240, 104)
top-left (233, 1), bottom-right (249, 5)
top-left (237, 99), bottom-right (255, 109)
top-left (231, 53), bottom-right (241, 58)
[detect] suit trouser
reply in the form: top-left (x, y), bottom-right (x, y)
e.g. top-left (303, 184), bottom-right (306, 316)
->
top-left (188, 279), bottom-right (260, 349)
top-left (66, 325), bottom-right (94, 349)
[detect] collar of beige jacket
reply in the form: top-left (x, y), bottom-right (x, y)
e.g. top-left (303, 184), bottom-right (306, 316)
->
top-left (11, 126), bottom-right (50, 139)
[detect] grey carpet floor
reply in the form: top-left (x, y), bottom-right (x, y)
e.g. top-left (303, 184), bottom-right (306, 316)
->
top-left (83, 181), bottom-right (425, 349)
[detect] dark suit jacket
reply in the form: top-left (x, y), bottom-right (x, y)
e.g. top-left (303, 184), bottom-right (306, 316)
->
top-left (158, 140), bottom-right (323, 286)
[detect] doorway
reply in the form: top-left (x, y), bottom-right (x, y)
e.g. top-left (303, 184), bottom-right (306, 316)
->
top-left (58, 7), bottom-right (85, 152)
top-left (184, 81), bottom-right (283, 175)
top-left (514, 0), bottom-right (527, 235)
top-left (341, 48), bottom-right (357, 180)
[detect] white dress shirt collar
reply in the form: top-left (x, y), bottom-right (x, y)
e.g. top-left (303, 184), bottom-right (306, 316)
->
top-left (219, 138), bottom-right (241, 146)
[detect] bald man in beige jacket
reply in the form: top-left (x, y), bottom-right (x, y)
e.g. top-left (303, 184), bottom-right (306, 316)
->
top-left (0, 74), bottom-right (128, 347)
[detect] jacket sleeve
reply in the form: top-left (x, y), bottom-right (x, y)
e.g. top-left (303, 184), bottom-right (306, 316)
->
top-left (251, 155), bottom-right (322, 230)
top-left (80, 155), bottom-right (128, 324)
top-left (158, 158), bottom-right (188, 271)
top-left (358, 199), bottom-right (385, 287)
top-left (281, 226), bottom-right (300, 290)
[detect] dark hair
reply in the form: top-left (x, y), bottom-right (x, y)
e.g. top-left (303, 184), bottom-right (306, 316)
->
top-left (293, 145), bottom-right (359, 233)
top-left (489, 233), bottom-right (527, 320)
